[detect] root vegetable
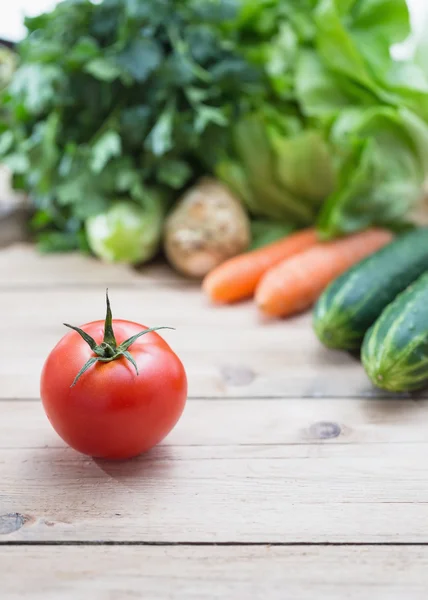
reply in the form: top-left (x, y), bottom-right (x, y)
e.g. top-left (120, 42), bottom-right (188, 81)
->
top-left (164, 178), bottom-right (250, 278)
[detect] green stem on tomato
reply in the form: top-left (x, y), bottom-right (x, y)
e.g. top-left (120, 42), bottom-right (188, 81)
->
top-left (64, 290), bottom-right (174, 387)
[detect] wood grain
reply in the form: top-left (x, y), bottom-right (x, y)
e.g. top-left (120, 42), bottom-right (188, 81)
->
top-left (0, 243), bottom-right (183, 287)
top-left (0, 398), bottom-right (426, 448)
top-left (3, 546), bottom-right (428, 600)
top-left (1, 287), bottom-right (387, 399)
top-left (1, 399), bottom-right (428, 543)
top-left (2, 243), bottom-right (426, 597)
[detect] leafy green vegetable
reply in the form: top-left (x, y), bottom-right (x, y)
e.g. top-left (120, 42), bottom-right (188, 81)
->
top-left (1, 0), bottom-right (428, 256)
top-left (86, 199), bottom-right (164, 264)
top-left (0, 0), bottom-right (267, 256)
top-left (318, 107), bottom-right (428, 238)
top-left (213, 0), bottom-right (428, 238)
top-left (215, 107), bottom-right (336, 225)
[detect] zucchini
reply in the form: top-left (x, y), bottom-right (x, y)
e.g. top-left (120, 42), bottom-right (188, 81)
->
top-left (362, 271), bottom-right (428, 392)
top-left (313, 228), bottom-right (428, 350)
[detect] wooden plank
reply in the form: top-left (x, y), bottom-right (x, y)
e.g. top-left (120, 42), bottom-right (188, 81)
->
top-left (0, 243), bottom-right (183, 287)
top-left (2, 545), bottom-right (428, 600)
top-left (1, 288), bottom-right (386, 399)
top-left (0, 398), bottom-right (426, 449)
top-left (1, 399), bottom-right (428, 543)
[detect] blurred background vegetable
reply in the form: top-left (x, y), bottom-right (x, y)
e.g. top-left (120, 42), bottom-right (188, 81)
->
top-left (255, 228), bottom-right (394, 318)
top-left (1, 0), bottom-right (428, 271)
top-left (213, 0), bottom-right (428, 239)
top-left (203, 228), bottom-right (318, 305)
top-left (0, 45), bottom-right (16, 92)
top-left (163, 178), bottom-right (250, 278)
top-left (86, 194), bottom-right (165, 265)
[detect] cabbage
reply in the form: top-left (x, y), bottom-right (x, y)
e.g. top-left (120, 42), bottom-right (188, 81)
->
top-left (85, 200), bottom-right (163, 265)
top-left (215, 0), bottom-right (428, 238)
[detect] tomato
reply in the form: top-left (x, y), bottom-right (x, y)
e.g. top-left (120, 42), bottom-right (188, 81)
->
top-left (40, 293), bottom-right (187, 459)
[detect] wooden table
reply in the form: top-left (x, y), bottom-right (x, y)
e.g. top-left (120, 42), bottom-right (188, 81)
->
top-left (2, 243), bottom-right (428, 599)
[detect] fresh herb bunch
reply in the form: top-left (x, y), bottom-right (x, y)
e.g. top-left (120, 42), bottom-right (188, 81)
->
top-left (0, 0), bottom-right (271, 255)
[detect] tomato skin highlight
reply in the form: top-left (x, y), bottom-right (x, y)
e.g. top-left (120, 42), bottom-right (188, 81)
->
top-left (40, 319), bottom-right (187, 459)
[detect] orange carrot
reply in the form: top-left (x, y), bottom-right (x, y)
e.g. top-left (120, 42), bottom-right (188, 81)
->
top-left (256, 228), bottom-right (394, 318)
top-left (202, 228), bottom-right (318, 304)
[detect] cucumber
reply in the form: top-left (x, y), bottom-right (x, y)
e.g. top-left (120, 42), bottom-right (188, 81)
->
top-left (362, 271), bottom-right (428, 392)
top-left (313, 228), bottom-right (428, 350)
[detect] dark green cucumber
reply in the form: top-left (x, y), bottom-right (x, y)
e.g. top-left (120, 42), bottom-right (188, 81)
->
top-left (362, 271), bottom-right (428, 392)
top-left (313, 228), bottom-right (428, 350)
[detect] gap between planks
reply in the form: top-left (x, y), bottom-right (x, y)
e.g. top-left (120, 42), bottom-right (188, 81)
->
top-left (1, 395), bottom-right (422, 401)
top-left (2, 399), bottom-right (428, 543)
top-left (2, 540), bottom-right (428, 547)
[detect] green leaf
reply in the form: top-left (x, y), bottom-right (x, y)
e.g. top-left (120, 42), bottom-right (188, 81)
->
top-left (215, 159), bottom-right (259, 214)
top-left (124, 0), bottom-right (169, 24)
top-left (314, 4), bottom-right (362, 74)
top-left (265, 23), bottom-right (298, 98)
top-left (2, 153), bottom-right (30, 173)
top-left (116, 37), bottom-right (162, 83)
top-left (187, 25), bottom-right (219, 63)
top-left (67, 37), bottom-right (100, 67)
top-left (295, 50), bottom-right (355, 116)
top-left (9, 64), bottom-right (64, 114)
top-left (145, 104), bottom-right (174, 156)
top-left (351, 0), bottom-right (410, 46)
top-left (314, 0), bottom-right (378, 92)
top-left (231, 112), bottom-right (315, 224)
top-left (191, 0), bottom-right (239, 23)
top-left (415, 23), bottom-right (428, 77)
top-left (20, 40), bottom-right (64, 64)
top-left (85, 58), bottom-right (121, 82)
top-left (351, 1), bottom-right (411, 78)
top-left (270, 129), bottom-right (336, 204)
top-left (157, 159), bottom-right (192, 189)
top-left (56, 169), bottom-right (109, 219)
top-left (0, 131), bottom-right (13, 155)
top-left (91, 131), bottom-right (122, 173)
top-left (195, 105), bottom-right (228, 133)
top-left (120, 105), bottom-right (151, 146)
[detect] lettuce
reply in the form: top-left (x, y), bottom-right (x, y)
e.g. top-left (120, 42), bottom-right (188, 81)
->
top-left (318, 107), bottom-right (428, 237)
top-left (214, 0), bottom-right (428, 238)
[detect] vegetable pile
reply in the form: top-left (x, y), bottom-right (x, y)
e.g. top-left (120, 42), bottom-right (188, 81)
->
top-left (313, 228), bottom-right (428, 350)
top-left (312, 227), bottom-right (428, 394)
top-left (203, 226), bottom-right (393, 315)
top-left (1, 0), bottom-right (428, 270)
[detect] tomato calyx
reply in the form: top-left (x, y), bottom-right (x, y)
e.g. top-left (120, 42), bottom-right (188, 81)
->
top-left (64, 290), bottom-right (173, 387)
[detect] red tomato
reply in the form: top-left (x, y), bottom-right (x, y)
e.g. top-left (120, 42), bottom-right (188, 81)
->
top-left (40, 299), bottom-right (187, 459)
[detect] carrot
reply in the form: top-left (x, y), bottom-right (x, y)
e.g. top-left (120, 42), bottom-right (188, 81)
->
top-left (202, 228), bottom-right (318, 304)
top-left (256, 228), bottom-right (394, 318)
